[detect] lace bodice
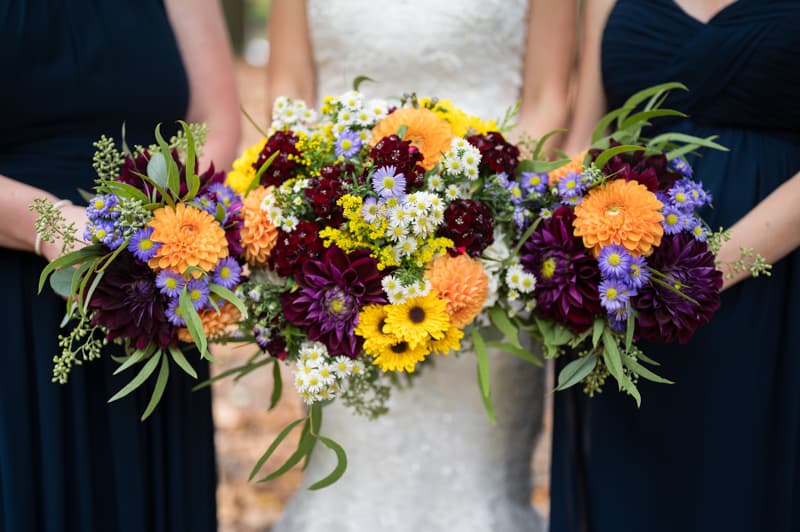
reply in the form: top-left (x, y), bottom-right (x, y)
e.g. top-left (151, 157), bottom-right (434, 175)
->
top-left (307, 0), bottom-right (529, 120)
top-left (273, 2), bottom-right (544, 531)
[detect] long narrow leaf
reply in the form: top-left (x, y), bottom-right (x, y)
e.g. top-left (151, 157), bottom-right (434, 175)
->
top-left (620, 82), bottom-right (688, 115)
top-left (472, 330), bottom-right (496, 424)
top-left (488, 306), bottom-right (522, 349)
top-left (591, 108), bottom-right (627, 145)
top-left (179, 121), bottom-right (199, 200)
top-left (594, 145), bottom-right (647, 170)
top-left (619, 109), bottom-right (687, 131)
top-left (249, 418), bottom-right (305, 481)
top-left (484, 340), bottom-right (542, 367)
top-left (532, 128), bottom-right (568, 160)
top-left (270, 359), bottom-right (283, 410)
top-left (622, 355), bottom-right (673, 384)
top-left (308, 436), bottom-right (349, 490)
top-left (108, 351), bottom-right (161, 402)
top-left (601, 329), bottom-right (624, 385)
top-left (154, 124), bottom-right (180, 197)
top-left (38, 246), bottom-right (104, 293)
top-left (516, 158), bottom-right (572, 174)
top-left (192, 358), bottom-right (271, 391)
top-left (555, 353), bottom-right (598, 391)
top-left (591, 318), bottom-right (605, 349)
top-left (648, 132), bottom-right (728, 152)
top-left (113, 343), bottom-right (155, 375)
top-left (179, 287), bottom-right (209, 359)
top-left (209, 284), bottom-right (249, 320)
top-left (169, 346), bottom-right (198, 379)
top-left (141, 352), bottom-right (170, 420)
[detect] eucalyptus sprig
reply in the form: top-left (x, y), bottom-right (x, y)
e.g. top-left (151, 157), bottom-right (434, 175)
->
top-left (29, 197), bottom-right (85, 254)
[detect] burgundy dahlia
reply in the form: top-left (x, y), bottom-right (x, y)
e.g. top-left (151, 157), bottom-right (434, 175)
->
top-left (590, 141), bottom-right (678, 192)
top-left (305, 177), bottom-right (345, 227)
top-left (88, 251), bottom-right (176, 350)
top-left (633, 233), bottom-right (722, 343)
top-left (369, 134), bottom-right (426, 191)
top-left (467, 131), bottom-right (520, 175)
top-left (282, 246), bottom-right (386, 358)
top-left (254, 130), bottom-right (303, 187)
top-left (520, 206), bottom-right (602, 333)
top-left (437, 199), bottom-right (495, 257)
top-left (269, 220), bottom-right (325, 278)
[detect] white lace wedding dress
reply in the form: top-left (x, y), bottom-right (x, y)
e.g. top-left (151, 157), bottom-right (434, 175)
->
top-left (273, 1), bottom-right (545, 531)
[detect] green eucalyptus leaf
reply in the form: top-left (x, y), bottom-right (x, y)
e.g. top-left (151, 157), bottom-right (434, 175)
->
top-left (555, 353), bottom-right (598, 391)
top-left (141, 352), bottom-right (170, 420)
top-left (108, 350), bottom-right (161, 403)
top-left (103, 181), bottom-right (151, 204)
top-left (154, 123), bottom-right (181, 197)
top-left (601, 329), bottom-right (624, 384)
top-left (39, 246), bottom-right (104, 294)
top-left (169, 345), bottom-right (198, 379)
top-left (249, 418), bottom-right (305, 481)
top-left (146, 152), bottom-right (169, 189)
top-left (308, 436), bottom-right (348, 490)
top-left (50, 267), bottom-right (77, 298)
top-left (488, 306), bottom-right (522, 349)
top-left (592, 318), bottom-right (605, 349)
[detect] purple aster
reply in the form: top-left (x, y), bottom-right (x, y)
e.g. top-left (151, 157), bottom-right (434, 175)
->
top-left (213, 257), bottom-right (242, 289)
top-left (599, 278), bottom-right (630, 312)
top-left (372, 165), bottom-right (406, 198)
top-left (687, 217), bottom-right (708, 242)
top-left (281, 245), bottom-right (386, 358)
top-left (514, 207), bottom-right (528, 228)
top-left (670, 157), bottom-right (693, 178)
top-left (166, 298), bottom-right (186, 327)
top-left (335, 130), bottom-right (362, 158)
top-left (129, 226), bottom-right (161, 262)
top-left (597, 244), bottom-right (633, 279)
top-left (495, 172), bottom-right (510, 187)
top-left (557, 171), bottom-right (586, 200)
top-left (194, 195), bottom-right (218, 216)
top-left (626, 255), bottom-right (650, 291)
top-left (633, 233), bottom-right (722, 343)
top-left (186, 278), bottom-right (210, 310)
top-left (662, 204), bottom-right (688, 234)
top-left (209, 183), bottom-right (237, 208)
top-left (675, 178), bottom-right (712, 208)
top-left (609, 307), bottom-right (628, 331)
top-left (521, 172), bottom-right (549, 194)
top-left (361, 197), bottom-right (380, 223)
top-left (86, 194), bottom-right (119, 221)
top-left (156, 270), bottom-right (185, 297)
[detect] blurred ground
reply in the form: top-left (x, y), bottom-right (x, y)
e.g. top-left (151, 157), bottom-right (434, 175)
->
top-left (211, 63), bottom-right (553, 532)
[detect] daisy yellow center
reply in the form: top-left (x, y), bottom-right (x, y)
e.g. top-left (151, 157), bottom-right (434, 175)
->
top-left (606, 287), bottom-right (619, 300)
top-left (96, 229), bottom-right (107, 239)
top-left (341, 139), bottom-right (352, 150)
top-left (631, 264), bottom-right (641, 278)
top-left (93, 199), bottom-right (106, 209)
top-left (694, 226), bottom-right (703, 236)
top-left (511, 187), bottom-right (522, 199)
top-left (675, 192), bottom-right (687, 203)
top-left (382, 177), bottom-right (396, 190)
top-left (528, 176), bottom-right (541, 186)
top-left (566, 180), bottom-right (577, 190)
top-left (190, 289), bottom-right (203, 301)
top-left (608, 253), bottom-right (621, 266)
top-left (219, 266), bottom-right (231, 279)
top-left (666, 213), bottom-right (679, 226)
top-left (139, 239), bottom-right (154, 251)
top-left (541, 257), bottom-right (557, 280)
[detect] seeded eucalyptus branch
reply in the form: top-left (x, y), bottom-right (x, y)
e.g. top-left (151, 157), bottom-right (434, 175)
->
top-left (29, 197), bottom-right (83, 254)
top-left (708, 227), bottom-right (773, 279)
top-left (92, 135), bottom-right (124, 181)
top-left (52, 314), bottom-right (106, 384)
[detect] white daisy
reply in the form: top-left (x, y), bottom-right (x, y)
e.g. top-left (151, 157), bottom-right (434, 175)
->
top-left (367, 99), bottom-right (388, 120)
top-left (465, 166), bottom-right (480, 181)
top-left (356, 110), bottom-right (372, 127)
top-left (358, 130), bottom-right (371, 143)
top-left (332, 356), bottom-right (353, 377)
top-left (395, 237), bottom-right (418, 257)
top-left (281, 215), bottom-right (299, 232)
top-left (292, 196), bottom-right (304, 206)
top-left (350, 359), bottom-right (365, 376)
top-left (339, 90), bottom-right (363, 110)
top-left (451, 137), bottom-right (469, 150)
top-left (428, 174), bottom-right (445, 191)
top-left (444, 156), bottom-right (463, 175)
top-left (332, 122), bottom-right (347, 137)
top-left (300, 389), bottom-right (319, 405)
top-left (317, 387), bottom-right (337, 401)
top-left (444, 184), bottom-right (462, 200)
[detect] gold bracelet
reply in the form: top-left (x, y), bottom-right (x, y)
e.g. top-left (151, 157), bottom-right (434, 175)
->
top-left (35, 198), bottom-right (73, 256)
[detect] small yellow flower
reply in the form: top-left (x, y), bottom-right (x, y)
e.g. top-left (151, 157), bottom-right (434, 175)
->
top-left (428, 325), bottom-right (464, 355)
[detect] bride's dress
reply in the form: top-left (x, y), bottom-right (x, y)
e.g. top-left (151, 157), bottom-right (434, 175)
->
top-left (273, 1), bottom-right (545, 531)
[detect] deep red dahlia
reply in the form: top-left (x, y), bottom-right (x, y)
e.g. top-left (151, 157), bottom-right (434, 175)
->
top-left (88, 251), bottom-right (176, 350)
top-left (369, 134), bottom-right (426, 191)
top-left (590, 141), bottom-right (678, 192)
top-left (254, 130), bottom-right (303, 187)
top-left (282, 246), bottom-right (386, 358)
top-left (633, 233), bottom-right (722, 343)
top-left (437, 199), bottom-right (495, 257)
top-left (520, 206), bottom-right (602, 333)
top-left (466, 131), bottom-right (520, 176)
top-left (305, 177), bottom-right (345, 227)
top-left (269, 220), bottom-right (325, 278)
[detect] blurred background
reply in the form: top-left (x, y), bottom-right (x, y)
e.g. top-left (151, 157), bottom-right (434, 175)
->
top-left (213, 2), bottom-right (552, 530)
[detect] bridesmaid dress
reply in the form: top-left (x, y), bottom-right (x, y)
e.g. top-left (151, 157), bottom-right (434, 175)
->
top-left (551, 1), bottom-right (800, 531)
top-left (0, 2), bottom-right (217, 531)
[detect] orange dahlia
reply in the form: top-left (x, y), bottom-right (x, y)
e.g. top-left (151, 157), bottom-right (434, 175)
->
top-left (178, 302), bottom-right (242, 343)
top-left (425, 254), bottom-right (489, 328)
top-left (148, 203), bottom-right (228, 276)
top-left (371, 108), bottom-right (454, 171)
top-left (573, 179), bottom-right (664, 257)
top-left (241, 186), bottom-right (278, 266)
top-left (548, 150), bottom-right (587, 188)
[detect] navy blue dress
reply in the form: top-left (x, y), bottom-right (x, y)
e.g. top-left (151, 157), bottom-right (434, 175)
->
top-left (551, 1), bottom-right (800, 531)
top-left (0, 2), bottom-right (217, 531)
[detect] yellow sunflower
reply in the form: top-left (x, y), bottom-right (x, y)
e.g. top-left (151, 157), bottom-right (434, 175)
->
top-left (147, 203), bottom-right (228, 276)
top-left (573, 179), bottom-right (665, 256)
top-left (383, 292), bottom-right (450, 348)
top-left (368, 337), bottom-right (431, 373)
top-left (425, 254), bottom-right (488, 328)
top-left (428, 325), bottom-right (464, 355)
top-left (226, 138), bottom-right (267, 194)
top-left (354, 304), bottom-right (396, 352)
top-left (241, 186), bottom-right (278, 266)
top-left (370, 107), bottom-right (454, 170)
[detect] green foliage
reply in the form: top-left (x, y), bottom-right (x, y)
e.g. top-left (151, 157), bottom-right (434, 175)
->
top-left (52, 314), bottom-right (105, 384)
top-left (29, 197), bottom-right (83, 254)
top-left (92, 135), bottom-right (125, 181)
top-left (339, 363), bottom-right (392, 420)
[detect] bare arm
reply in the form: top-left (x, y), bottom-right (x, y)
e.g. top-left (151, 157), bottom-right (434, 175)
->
top-left (717, 170), bottom-right (800, 290)
top-left (563, 0), bottom-right (616, 154)
top-left (514, 0), bottom-right (578, 145)
top-left (265, 0), bottom-right (316, 120)
top-left (165, 0), bottom-right (241, 170)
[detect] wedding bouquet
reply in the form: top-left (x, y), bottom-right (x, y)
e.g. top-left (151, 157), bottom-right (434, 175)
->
top-left (216, 83), bottom-right (560, 486)
top-left (34, 123), bottom-right (247, 419)
top-left (514, 83), bottom-right (771, 403)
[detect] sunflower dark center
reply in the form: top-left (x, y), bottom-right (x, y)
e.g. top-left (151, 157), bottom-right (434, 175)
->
top-left (409, 306), bottom-right (426, 324)
top-left (391, 342), bottom-right (409, 354)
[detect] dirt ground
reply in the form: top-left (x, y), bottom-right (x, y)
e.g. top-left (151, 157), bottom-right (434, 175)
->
top-left (211, 63), bottom-right (553, 532)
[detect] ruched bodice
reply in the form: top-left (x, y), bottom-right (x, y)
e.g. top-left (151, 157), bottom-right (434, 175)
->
top-left (551, 2), bottom-right (800, 532)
